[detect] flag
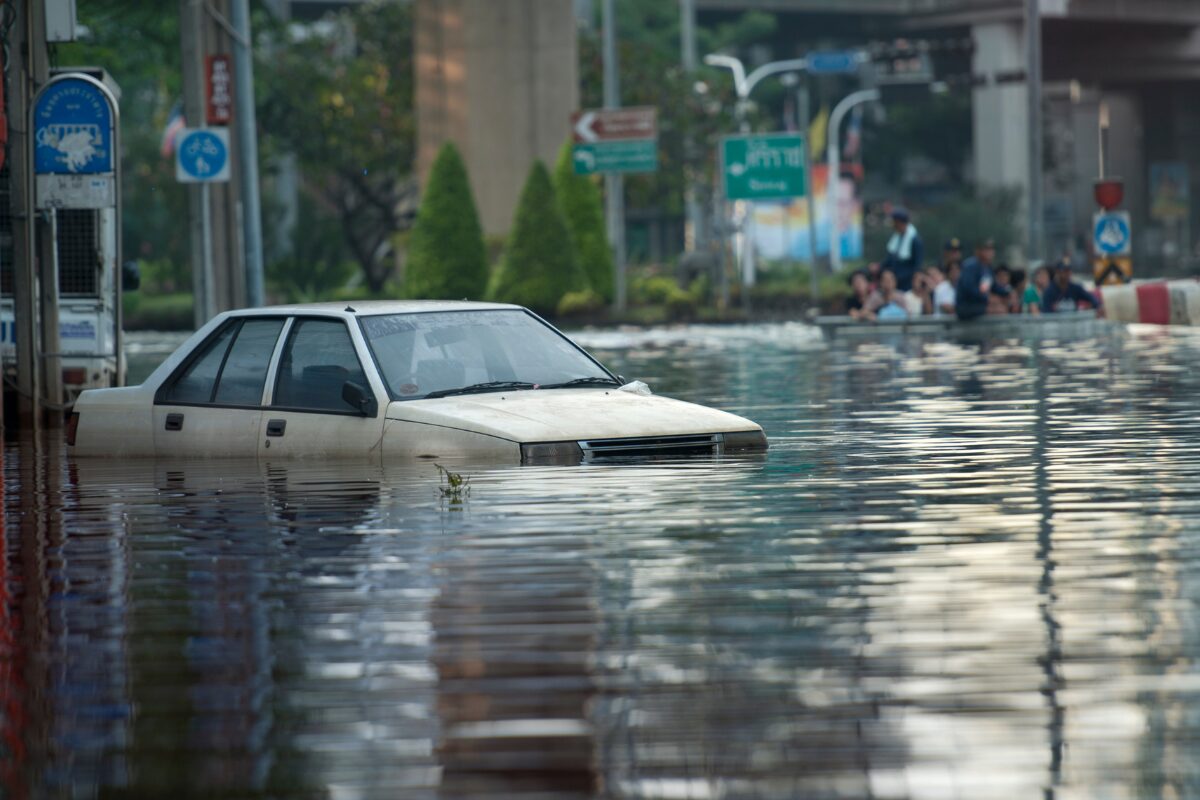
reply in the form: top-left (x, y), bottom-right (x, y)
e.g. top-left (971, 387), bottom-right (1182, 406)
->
top-left (843, 106), bottom-right (863, 162)
top-left (808, 106), bottom-right (828, 163)
top-left (160, 101), bottom-right (186, 158)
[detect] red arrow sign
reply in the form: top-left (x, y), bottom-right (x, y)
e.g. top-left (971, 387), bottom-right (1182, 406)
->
top-left (571, 107), bottom-right (657, 143)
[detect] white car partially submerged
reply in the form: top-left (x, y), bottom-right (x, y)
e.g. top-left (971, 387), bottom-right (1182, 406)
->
top-left (68, 301), bottom-right (767, 464)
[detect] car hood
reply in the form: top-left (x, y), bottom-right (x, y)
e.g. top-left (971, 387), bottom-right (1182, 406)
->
top-left (385, 388), bottom-right (760, 443)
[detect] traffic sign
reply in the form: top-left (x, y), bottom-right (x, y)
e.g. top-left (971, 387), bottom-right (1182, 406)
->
top-left (721, 133), bottom-right (807, 201)
top-left (1093, 256), bottom-right (1132, 286)
top-left (571, 107), bottom-right (657, 175)
top-left (34, 75), bottom-right (115, 175)
top-left (1093, 210), bottom-right (1131, 256)
top-left (572, 107), bottom-right (657, 143)
top-left (176, 127), bottom-right (230, 183)
top-left (807, 50), bottom-right (860, 75)
top-left (572, 140), bottom-right (657, 175)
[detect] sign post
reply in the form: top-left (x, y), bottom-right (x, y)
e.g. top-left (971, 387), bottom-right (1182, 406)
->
top-left (32, 72), bottom-right (123, 404)
top-left (176, 127), bottom-right (231, 321)
top-left (1093, 210), bottom-right (1132, 285)
top-left (720, 133), bottom-right (807, 293)
top-left (571, 106), bottom-right (658, 175)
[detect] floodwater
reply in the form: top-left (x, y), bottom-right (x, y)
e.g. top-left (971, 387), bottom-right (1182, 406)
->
top-left (5, 320), bottom-right (1200, 799)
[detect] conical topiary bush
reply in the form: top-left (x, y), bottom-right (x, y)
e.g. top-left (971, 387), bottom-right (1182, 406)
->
top-left (488, 160), bottom-right (586, 315)
top-left (404, 142), bottom-right (488, 300)
top-left (552, 140), bottom-right (613, 302)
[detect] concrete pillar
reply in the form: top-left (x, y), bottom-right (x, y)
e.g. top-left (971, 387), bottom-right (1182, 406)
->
top-left (972, 20), bottom-right (1031, 256)
top-left (416, 0), bottom-right (579, 236)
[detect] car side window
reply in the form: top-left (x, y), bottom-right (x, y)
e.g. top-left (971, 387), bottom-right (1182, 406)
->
top-left (213, 319), bottom-right (286, 405)
top-left (274, 319), bottom-right (369, 413)
top-left (161, 319), bottom-right (284, 406)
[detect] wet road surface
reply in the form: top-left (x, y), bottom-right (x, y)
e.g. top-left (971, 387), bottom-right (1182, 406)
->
top-left (4, 321), bottom-right (1200, 798)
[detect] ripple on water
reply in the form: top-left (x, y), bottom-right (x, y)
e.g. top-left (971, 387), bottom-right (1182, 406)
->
top-left (5, 322), bottom-right (1200, 798)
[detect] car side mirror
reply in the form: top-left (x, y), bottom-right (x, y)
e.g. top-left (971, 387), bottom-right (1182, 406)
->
top-left (342, 381), bottom-right (378, 417)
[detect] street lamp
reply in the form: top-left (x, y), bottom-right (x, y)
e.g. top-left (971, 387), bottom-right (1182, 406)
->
top-left (826, 88), bottom-right (880, 274)
top-left (704, 53), bottom-right (811, 300)
top-left (703, 53), bottom-right (809, 133)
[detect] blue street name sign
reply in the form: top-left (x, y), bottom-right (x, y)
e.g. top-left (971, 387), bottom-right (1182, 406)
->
top-left (176, 128), bottom-right (231, 183)
top-left (34, 76), bottom-right (115, 175)
top-left (807, 50), bottom-right (860, 75)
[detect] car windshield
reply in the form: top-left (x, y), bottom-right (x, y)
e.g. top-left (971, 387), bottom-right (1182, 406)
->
top-left (358, 309), bottom-right (614, 400)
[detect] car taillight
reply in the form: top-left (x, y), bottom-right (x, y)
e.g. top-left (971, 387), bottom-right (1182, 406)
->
top-left (66, 412), bottom-right (79, 447)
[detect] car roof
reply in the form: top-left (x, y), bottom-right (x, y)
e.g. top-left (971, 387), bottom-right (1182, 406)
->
top-left (221, 300), bottom-right (522, 319)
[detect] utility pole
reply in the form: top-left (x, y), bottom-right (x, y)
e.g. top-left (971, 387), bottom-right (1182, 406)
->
top-left (1026, 0), bottom-right (1044, 262)
top-left (602, 0), bottom-right (627, 312)
top-left (181, 0), bottom-right (212, 327)
top-left (11, 2), bottom-right (49, 430)
top-left (231, 0), bottom-right (265, 307)
top-left (798, 86), bottom-right (821, 310)
top-left (680, 0), bottom-right (703, 253)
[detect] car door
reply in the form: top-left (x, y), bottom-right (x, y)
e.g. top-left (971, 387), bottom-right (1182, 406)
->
top-left (153, 317), bottom-right (287, 457)
top-left (259, 317), bottom-right (388, 460)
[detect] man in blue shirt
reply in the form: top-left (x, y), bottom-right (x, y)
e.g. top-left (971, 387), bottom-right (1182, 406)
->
top-left (955, 238), bottom-right (996, 320)
top-left (882, 207), bottom-right (923, 292)
top-left (1042, 259), bottom-right (1101, 312)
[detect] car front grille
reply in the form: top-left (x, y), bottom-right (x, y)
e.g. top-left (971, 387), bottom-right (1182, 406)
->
top-left (578, 433), bottom-right (720, 460)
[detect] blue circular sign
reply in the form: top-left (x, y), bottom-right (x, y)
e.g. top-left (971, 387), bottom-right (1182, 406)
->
top-left (178, 130), bottom-right (228, 180)
top-left (34, 77), bottom-right (115, 175)
top-left (1094, 213), bottom-right (1131, 255)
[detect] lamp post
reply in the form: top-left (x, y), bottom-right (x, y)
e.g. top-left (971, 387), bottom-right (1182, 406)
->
top-left (703, 53), bottom-right (809, 301)
top-left (826, 88), bottom-right (880, 274)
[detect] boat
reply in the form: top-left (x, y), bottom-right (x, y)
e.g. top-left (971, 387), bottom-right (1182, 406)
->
top-left (815, 310), bottom-right (1109, 340)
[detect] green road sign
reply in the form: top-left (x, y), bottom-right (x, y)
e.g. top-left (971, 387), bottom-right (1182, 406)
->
top-left (721, 133), bottom-right (807, 201)
top-left (572, 140), bottom-right (657, 175)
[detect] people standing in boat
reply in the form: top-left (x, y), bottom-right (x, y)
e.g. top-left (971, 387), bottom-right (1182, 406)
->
top-left (882, 207), bottom-right (923, 292)
top-left (904, 270), bottom-right (933, 316)
top-left (988, 264), bottom-right (1013, 314)
top-left (1008, 268), bottom-right (1028, 313)
top-left (1042, 259), bottom-right (1102, 313)
top-left (927, 264), bottom-right (955, 316)
top-left (875, 268), bottom-right (910, 320)
top-left (955, 238), bottom-right (997, 320)
top-left (846, 269), bottom-right (882, 321)
top-left (1023, 264), bottom-right (1051, 314)
top-left (941, 238), bottom-right (964, 273)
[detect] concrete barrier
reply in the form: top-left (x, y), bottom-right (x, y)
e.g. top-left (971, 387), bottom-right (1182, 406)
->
top-left (1100, 279), bottom-right (1200, 325)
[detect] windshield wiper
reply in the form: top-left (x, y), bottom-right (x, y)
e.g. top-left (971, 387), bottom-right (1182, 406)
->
top-left (538, 376), bottom-right (621, 389)
top-left (423, 380), bottom-right (539, 399)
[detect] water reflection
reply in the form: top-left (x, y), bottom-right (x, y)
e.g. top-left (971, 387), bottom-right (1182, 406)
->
top-left (7, 322), bottom-right (1200, 797)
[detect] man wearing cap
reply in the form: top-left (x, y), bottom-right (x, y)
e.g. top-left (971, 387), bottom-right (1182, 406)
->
top-left (955, 238), bottom-right (997, 320)
top-left (882, 207), bottom-right (923, 292)
top-left (1042, 259), bottom-right (1102, 313)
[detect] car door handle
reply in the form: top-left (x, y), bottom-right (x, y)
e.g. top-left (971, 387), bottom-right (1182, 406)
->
top-left (164, 413), bottom-right (184, 431)
top-left (266, 418), bottom-right (287, 437)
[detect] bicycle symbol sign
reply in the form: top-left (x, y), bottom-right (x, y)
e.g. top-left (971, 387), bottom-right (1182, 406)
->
top-left (1093, 211), bottom-right (1131, 256)
top-left (176, 127), bottom-right (230, 183)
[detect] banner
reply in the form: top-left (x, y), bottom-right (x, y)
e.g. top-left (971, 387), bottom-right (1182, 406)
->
top-left (750, 165), bottom-right (863, 261)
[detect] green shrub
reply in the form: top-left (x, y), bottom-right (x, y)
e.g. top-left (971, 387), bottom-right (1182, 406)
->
top-left (552, 140), bottom-right (614, 302)
top-left (122, 292), bottom-right (195, 331)
top-left (405, 142), bottom-right (488, 300)
top-left (556, 289), bottom-right (605, 318)
top-left (488, 161), bottom-right (586, 314)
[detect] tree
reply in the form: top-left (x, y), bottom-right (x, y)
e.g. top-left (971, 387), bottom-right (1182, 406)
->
top-left (489, 162), bottom-right (585, 315)
top-left (552, 141), bottom-right (613, 302)
top-left (259, 2), bottom-right (415, 294)
top-left (404, 143), bottom-right (488, 300)
top-left (60, 1), bottom-right (189, 282)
